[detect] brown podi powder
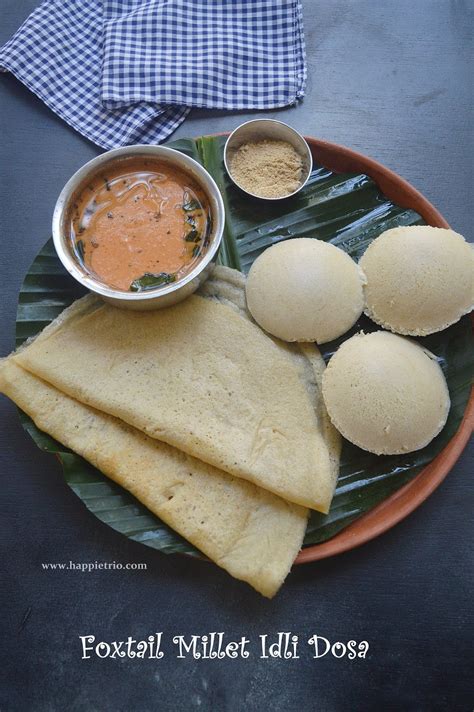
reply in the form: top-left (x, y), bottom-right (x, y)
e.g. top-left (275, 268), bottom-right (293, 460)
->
top-left (229, 139), bottom-right (303, 199)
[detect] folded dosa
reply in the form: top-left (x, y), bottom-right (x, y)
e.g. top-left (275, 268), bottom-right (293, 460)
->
top-left (0, 360), bottom-right (307, 597)
top-left (13, 290), bottom-right (335, 511)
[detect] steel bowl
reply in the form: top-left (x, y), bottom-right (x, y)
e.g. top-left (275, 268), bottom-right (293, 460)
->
top-left (52, 145), bottom-right (225, 310)
top-left (224, 119), bottom-right (313, 200)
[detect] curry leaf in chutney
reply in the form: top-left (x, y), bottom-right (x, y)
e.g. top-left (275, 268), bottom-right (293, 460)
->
top-left (185, 229), bottom-right (201, 243)
top-left (182, 199), bottom-right (201, 212)
top-left (204, 214), bottom-right (213, 247)
top-left (129, 272), bottom-right (176, 292)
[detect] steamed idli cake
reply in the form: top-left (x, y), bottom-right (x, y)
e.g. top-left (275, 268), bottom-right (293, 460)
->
top-left (245, 238), bottom-right (366, 344)
top-left (11, 292), bottom-right (334, 512)
top-left (0, 360), bottom-right (307, 598)
top-left (360, 226), bottom-right (474, 336)
top-left (321, 331), bottom-right (450, 455)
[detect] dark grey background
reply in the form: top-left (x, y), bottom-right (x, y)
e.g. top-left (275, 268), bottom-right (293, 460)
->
top-left (0, 1), bottom-right (472, 710)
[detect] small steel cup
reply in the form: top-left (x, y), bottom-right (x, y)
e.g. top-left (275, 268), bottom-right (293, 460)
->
top-left (224, 119), bottom-right (313, 200)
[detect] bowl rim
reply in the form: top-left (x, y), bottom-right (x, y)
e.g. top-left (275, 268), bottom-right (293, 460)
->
top-left (52, 144), bottom-right (225, 301)
top-left (223, 118), bottom-right (313, 200)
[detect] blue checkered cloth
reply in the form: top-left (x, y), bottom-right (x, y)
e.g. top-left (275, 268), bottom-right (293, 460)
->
top-left (102, 0), bottom-right (306, 110)
top-left (0, 0), bottom-right (306, 149)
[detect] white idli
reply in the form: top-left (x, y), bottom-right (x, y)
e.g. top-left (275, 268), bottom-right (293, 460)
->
top-left (360, 226), bottom-right (474, 336)
top-left (321, 331), bottom-right (450, 455)
top-left (245, 238), bottom-right (366, 344)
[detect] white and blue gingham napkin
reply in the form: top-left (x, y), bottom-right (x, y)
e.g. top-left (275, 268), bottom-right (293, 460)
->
top-left (101, 0), bottom-right (306, 110)
top-left (0, 0), bottom-right (306, 150)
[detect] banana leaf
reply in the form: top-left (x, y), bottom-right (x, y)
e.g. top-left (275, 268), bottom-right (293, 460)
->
top-left (15, 135), bottom-right (473, 556)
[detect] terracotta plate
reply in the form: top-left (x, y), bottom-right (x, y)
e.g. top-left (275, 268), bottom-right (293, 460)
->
top-left (14, 135), bottom-right (473, 564)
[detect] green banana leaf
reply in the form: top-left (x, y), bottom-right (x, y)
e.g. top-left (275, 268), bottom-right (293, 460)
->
top-left (15, 135), bottom-right (473, 556)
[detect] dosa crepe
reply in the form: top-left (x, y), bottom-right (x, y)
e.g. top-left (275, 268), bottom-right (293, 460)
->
top-left (0, 360), bottom-right (307, 598)
top-left (12, 288), bottom-right (336, 511)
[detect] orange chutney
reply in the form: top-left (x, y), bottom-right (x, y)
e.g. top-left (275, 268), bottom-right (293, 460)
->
top-left (69, 159), bottom-right (211, 292)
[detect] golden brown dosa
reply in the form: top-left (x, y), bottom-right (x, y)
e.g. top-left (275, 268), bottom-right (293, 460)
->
top-left (12, 289), bottom-right (336, 511)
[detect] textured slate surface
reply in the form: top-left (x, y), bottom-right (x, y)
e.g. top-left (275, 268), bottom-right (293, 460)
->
top-left (0, 1), bottom-right (472, 710)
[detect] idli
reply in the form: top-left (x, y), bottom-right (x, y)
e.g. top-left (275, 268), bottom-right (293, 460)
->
top-left (245, 238), bottom-right (366, 343)
top-left (360, 226), bottom-right (474, 336)
top-left (322, 331), bottom-right (450, 455)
